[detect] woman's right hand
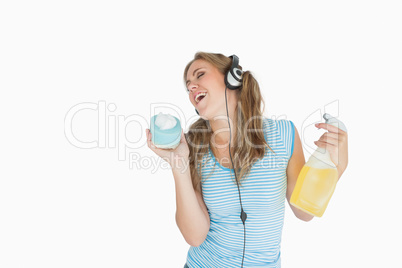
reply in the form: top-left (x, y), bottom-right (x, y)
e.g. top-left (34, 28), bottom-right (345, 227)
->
top-left (146, 128), bottom-right (190, 170)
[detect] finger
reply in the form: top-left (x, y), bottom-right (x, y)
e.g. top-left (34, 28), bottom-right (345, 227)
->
top-left (147, 129), bottom-right (152, 140)
top-left (317, 136), bottom-right (338, 146)
top-left (146, 129), bottom-right (150, 144)
top-left (324, 132), bottom-right (339, 140)
top-left (314, 140), bottom-right (336, 150)
top-left (315, 123), bottom-right (346, 134)
top-left (320, 132), bottom-right (340, 144)
top-left (146, 129), bottom-right (156, 149)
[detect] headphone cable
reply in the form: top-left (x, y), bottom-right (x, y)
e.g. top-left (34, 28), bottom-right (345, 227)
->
top-left (225, 86), bottom-right (247, 268)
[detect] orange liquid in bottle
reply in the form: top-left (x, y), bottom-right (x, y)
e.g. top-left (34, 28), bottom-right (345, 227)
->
top-left (290, 165), bottom-right (338, 217)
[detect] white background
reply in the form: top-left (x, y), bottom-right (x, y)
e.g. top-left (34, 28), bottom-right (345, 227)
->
top-left (1, 1), bottom-right (401, 267)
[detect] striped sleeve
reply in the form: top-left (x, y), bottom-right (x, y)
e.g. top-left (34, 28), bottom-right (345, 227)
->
top-left (276, 119), bottom-right (295, 160)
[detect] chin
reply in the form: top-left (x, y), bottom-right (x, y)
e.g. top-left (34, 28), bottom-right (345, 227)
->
top-left (198, 105), bottom-right (219, 121)
top-left (196, 110), bottom-right (209, 121)
top-left (199, 113), bottom-right (209, 121)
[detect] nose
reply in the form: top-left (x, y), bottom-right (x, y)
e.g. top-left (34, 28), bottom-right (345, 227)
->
top-left (188, 82), bottom-right (198, 93)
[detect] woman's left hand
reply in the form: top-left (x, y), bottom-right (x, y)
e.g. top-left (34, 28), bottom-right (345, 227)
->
top-left (314, 123), bottom-right (349, 178)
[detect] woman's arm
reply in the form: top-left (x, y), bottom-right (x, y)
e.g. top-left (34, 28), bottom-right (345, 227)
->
top-left (286, 126), bottom-right (315, 222)
top-left (146, 129), bottom-right (210, 247)
top-left (173, 164), bottom-right (210, 247)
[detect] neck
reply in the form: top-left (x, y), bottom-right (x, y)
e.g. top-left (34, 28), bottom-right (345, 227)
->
top-left (209, 108), bottom-right (237, 149)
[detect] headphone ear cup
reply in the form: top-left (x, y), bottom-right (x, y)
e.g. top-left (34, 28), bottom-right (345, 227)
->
top-left (225, 55), bottom-right (243, 90)
top-left (225, 68), bottom-right (243, 90)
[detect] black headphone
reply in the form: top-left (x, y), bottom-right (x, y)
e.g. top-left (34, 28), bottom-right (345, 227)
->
top-left (195, 55), bottom-right (247, 268)
top-left (195, 55), bottom-right (243, 115)
top-left (225, 54), bottom-right (244, 90)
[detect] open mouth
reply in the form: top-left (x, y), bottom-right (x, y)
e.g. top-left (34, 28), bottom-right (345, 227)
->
top-left (195, 92), bottom-right (207, 105)
top-left (195, 92), bottom-right (207, 104)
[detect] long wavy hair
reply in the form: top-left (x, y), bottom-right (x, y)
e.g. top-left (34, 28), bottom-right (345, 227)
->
top-left (183, 52), bottom-right (274, 192)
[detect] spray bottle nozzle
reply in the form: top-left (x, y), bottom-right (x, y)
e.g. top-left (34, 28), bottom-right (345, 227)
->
top-left (323, 113), bottom-right (332, 120)
top-left (323, 113), bottom-right (347, 133)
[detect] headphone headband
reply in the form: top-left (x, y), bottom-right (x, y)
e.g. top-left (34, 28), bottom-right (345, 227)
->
top-left (230, 55), bottom-right (239, 71)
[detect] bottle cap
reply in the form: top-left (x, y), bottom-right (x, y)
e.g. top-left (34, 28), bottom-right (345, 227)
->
top-left (323, 113), bottom-right (347, 132)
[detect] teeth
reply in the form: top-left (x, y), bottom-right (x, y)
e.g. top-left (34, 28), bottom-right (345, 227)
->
top-left (195, 92), bottom-right (207, 103)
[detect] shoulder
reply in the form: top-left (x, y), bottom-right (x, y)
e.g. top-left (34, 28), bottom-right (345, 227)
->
top-left (263, 117), bottom-right (295, 136)
top-left (263, 116), bottom-right (295, 158)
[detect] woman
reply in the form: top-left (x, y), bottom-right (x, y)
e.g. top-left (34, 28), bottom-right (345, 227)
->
top-left (146, 52), bottom-right (348, 267)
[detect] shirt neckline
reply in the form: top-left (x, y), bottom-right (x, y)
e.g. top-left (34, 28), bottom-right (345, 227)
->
top-left (208, 146), bottom-right (234, 171)
top-left (207, 117), bottom-right (268, 172)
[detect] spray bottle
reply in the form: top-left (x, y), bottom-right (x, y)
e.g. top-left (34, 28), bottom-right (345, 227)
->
top-left (290, 113), bottom-right (347, 217)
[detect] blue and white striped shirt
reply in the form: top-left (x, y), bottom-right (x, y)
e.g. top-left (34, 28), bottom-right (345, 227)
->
top-left (185, 117), bottom-right (295, 268)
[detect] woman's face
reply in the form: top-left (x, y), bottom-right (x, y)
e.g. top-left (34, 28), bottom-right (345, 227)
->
top-left (186, 59), bottom-right (238, 120)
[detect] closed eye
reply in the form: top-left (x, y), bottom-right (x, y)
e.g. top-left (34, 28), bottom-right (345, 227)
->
top-left (185, 71), bottom-right (205, 93)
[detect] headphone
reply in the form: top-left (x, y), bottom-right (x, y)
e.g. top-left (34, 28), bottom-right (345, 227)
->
top-left (195, 55), bottom-right (247, 268)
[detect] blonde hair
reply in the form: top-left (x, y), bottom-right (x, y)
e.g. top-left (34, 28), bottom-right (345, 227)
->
top-left (183, 52), bottom-right (274, 192)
